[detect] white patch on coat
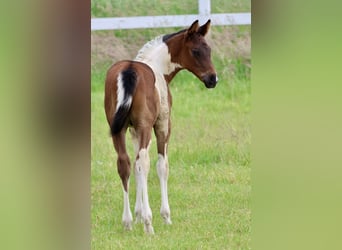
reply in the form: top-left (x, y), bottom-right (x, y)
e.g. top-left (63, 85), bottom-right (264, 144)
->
top-left (135, 35), bottom-right (181, 76)
top-left (154, 71), bottom-right (170, 131)
top-left (116, 73), bottom-right (132, 112)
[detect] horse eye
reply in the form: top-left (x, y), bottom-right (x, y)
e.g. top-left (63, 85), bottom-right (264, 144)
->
top-left (192, 49), bottom-right (201, 57)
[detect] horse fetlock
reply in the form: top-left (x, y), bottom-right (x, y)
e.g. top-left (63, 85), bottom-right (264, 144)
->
top-left (122, 219), bottom-right (133, 231)
top-left (142, 209), bottom-right (152, 222)
top-left (135, 210), bottom-right (143, 224)
top-left (142, 210), bottom-right (154, 234)
top-left (160, 208), bottom-right (172, 225)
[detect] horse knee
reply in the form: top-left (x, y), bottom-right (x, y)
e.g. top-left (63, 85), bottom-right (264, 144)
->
top-left (117, 154), bottom-right (131, 191)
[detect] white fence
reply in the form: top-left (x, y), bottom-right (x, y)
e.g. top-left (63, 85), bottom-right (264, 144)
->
top-left (91, 0), bottom-right (251, 31)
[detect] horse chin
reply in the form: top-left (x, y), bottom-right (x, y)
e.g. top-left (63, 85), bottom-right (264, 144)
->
top-left (203, 80), bottom-right (217, 88)
top-left (204, 82), bottom-right (216, 89)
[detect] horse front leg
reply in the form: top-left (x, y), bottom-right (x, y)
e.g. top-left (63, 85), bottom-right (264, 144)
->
top-left (157, 152), bottom-right (172, 224)
top-left (154, 118), bottom-right (172, 225)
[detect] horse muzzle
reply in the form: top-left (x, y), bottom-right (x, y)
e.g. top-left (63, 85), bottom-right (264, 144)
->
top-left (203, 74), bottom-right (218, 88)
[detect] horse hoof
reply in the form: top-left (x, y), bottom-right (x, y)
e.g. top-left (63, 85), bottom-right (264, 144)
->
top-left (123, 221), bottom-right (133, 231)
top-left (163, 217), bottom-right (172, 225)
top-left (144, 224), bottom-right (154, 234)
top-left (161, 210), bottom-right (172, 224)
top-left (161, 213), bottom-right (172, 224)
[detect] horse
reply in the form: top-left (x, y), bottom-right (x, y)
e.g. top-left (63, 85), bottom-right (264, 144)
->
top-left (104, 19), bottom-right (218, 234)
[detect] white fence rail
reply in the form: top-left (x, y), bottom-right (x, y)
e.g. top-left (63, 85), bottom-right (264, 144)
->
top-left (91, 0), bottom-right (251, 31)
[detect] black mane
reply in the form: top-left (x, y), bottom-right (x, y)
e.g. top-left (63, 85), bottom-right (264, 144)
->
top-left (162, 29), bottom-right (186, 42)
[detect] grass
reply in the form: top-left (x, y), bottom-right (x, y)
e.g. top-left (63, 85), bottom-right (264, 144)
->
top-left (91, 75), bottom-right (250, 249)
top-left (91, 0), bottom-right (250, 249)
top-left (91, 0), bottom-right (251, 17)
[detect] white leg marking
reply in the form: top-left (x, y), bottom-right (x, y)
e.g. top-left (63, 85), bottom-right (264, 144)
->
top-left (157, 153), bottom-right (172, 224)
top-left (134, 165), bottom-right (143, 224)
top-left (129, 128), bottom-right (144, 223)
top-left (122, 188), bottom-right (133, 230)
top-left (135, 143), bottom-right (154, 234)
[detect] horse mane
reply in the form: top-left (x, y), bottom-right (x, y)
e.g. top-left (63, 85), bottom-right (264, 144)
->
top-left (134, 29), bottom-right (187, 62)
top-left (134, 35), bottom-right (164, 61)
top-left (162, 29), bottom-right (186, 42)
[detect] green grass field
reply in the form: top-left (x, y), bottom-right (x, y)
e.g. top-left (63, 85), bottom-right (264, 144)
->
top-left (91, 1), bottom-right (250, 249)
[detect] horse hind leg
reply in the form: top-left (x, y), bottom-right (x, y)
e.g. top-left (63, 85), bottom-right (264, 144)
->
top-left (129, 128), bottom-right (143, 224)
top-left (112, 132), bottom-right (133, 231)
top-left (134, 128), bottom-right (154, 234)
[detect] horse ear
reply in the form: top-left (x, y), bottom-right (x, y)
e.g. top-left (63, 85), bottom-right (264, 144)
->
top-left (187, 20), bottom-right (199, 35)
top-left (198, 19), bottom-right (211, 36)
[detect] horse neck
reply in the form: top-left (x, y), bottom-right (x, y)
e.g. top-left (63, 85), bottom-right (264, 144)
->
top-left (164, 67), bottom-right (183, 83)
top-left (163, 33), bottom-right (186, 83)
top-left (134, 36), bottom-right (182, 84)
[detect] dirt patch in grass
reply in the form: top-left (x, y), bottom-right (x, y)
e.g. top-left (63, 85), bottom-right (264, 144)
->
top-left (91, 32), bottom-right (140, 69)
top-left (210, 26), bottom-right (250, 60)
top-left (91, 26), bottom-right (251, 77)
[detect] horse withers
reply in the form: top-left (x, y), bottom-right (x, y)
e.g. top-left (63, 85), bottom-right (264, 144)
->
top-left (104, 20), bottom-right (218, 234)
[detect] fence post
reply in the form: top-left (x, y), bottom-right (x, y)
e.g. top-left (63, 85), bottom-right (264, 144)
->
top-left (91, 0), bottom-right (250, 31)
top-left (198, 0), bottom-right (211, 24)
top-left (198, 0), bottom-right (211, 16)
top-left (198, 0), bottom-right (211, 36)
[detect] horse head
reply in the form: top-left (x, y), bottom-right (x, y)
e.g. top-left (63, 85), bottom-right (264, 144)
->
top-left (180, 20), bottom-right (218, 88)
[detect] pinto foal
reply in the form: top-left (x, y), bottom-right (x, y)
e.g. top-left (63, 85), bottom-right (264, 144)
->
top-left (104, 20), bottom-right (218, 234)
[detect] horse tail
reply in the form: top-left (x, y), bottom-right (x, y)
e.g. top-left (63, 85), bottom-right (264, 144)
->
top-left (111, 66), bottom-right (137, 135)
